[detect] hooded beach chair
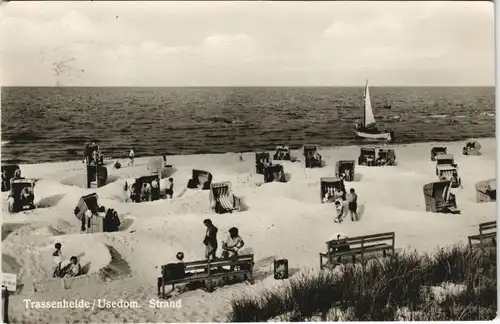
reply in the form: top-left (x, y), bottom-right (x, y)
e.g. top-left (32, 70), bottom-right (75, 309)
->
top-left (209, 181), bottom-right (241, 214)
top-left (8, 178), bottom-right (36, 213)
top-left (1, 164), bottom-right (21, 192)
top-left (436, 165), bottom-right (456, 181)
top-left (187, 169), bottom-right (213, 190)
top-left (83, 143), bottom-right (100, 165)
top-left (376, 149), bottom-right (397, 166)
top-left (147, 157), bottom-right (164, 175)
top-left (335, 160), bottom-right (355, 182)
top-left (133, 175), bottom-right (161, 202)
top-left (86, 165), bottom-right (108, 188)
top-left (358, 146), bottom-right (377, 166)
top-left (430, 147), bottom-right (447, 161)
top-left (74, 193), bottom-right (103, 233)
top-left (475, 179), bottom-right (496, 203)
top-left (264, 164), bottom-right (286, 183)
top-left (74, 193), bottom-right (100, 221)
top-left (255, 152), bottom-right (271, 175)
top-left (273, 146), bottom-right (291, 161)
top-left (303, 144), bottom-right (322, 168)
top-left (463, 140), bottom-right (482, 156)
top-left (423, 181), bottom-right (460, 214)
top-left (320, 177), bottom-right (346, 203)
top-left (435, 154), bottom-right (457, 176)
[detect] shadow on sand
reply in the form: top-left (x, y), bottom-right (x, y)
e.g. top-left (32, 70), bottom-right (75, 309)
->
top-left (36, 194), bottom-right (66, 209)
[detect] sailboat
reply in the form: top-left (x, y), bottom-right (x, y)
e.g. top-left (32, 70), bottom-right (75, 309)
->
top-left (354, 81), bottom-right (394, 141)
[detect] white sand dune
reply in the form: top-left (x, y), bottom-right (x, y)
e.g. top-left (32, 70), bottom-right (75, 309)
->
top-left (1, 138), bottom-right (496, 323)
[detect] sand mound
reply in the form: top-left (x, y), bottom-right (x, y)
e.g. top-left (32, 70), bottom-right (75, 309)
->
top-left (60, 172), bottom-right (121, 189)
top-left (2, 253), bottom-right (21, 274)
top-left (2, 223), bottom-right (29, 241)
top-left (97, 245), bottom-right (132, 280)
top-left (2, 139), bottom-right (496, 323)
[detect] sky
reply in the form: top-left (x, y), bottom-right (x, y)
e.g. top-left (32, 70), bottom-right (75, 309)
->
top-left (0, 1), bottom-right (495, 87)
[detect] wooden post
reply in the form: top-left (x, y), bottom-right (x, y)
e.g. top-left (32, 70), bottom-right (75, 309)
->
top-left (2, 287), bottom-right (9, 324)
top-left (360, 238), bottom-right (365, 265)
top-left (249, 256), bottom-right (255, 284)
top-left (161, 266), bottom-right (165, 298)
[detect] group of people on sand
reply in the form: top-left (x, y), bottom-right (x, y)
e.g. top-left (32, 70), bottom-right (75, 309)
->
top-left (1, 168), bottom-right (22, 191)
top-left (78, 206), bottom-right (121, 233)
top-left (8, 186), bottom-right (35, 211)
top-left (127, 177), bottom-right (174, 202)
top-left (203, 219), bottom-right (245, 262)
top-left (52, 243), bottom-right (82, 278)
top-left (84, 142), bottom-right (104, 166)
top-left (155, 219), bottom-right (246, 295)
top-left (333, 188), bottom-right (358, 224)
top-left (339, 169), bottom-right (353, 182)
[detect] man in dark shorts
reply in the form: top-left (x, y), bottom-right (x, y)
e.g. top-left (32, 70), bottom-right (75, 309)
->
top-left (347, 188), bottom-right (358, 221)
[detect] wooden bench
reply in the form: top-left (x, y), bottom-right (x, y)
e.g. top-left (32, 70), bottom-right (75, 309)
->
top-left (468, 221), bottom-right (496, 251)
top-left (160, 254), bottom-right (254, 297)
top-left (319, 232), bottom-right (395, 269)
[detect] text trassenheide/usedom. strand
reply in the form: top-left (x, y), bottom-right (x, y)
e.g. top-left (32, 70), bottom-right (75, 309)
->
top-left (23, 299), bottom-right (182, 309)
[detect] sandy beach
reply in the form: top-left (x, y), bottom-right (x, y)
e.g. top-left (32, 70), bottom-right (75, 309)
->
top-left (1, 138), bottom-right (496, 323)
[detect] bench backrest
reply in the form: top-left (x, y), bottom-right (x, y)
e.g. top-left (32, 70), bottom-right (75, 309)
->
top-left (162, 254), bottom-right (254, 278)
top-left (479, 221), bottom-right (496, 234)
top-left (326, 232), bottom-right (395, 252)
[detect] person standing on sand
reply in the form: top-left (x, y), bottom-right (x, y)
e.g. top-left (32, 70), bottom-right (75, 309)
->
top-left (128, 147), bottom-right (135, 166)
top-left (203, 219), bottom-right (218, 261)
top-left (165, 178), bottom-right (174, 199)
top-left (334, 200), bottom-right (344, 223)
top-left (52, 243), bottom-right (63, 278)
top-left (347, 188), bottom-right (358, 221)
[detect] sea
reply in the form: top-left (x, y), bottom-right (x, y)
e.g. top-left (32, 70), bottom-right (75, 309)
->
top-left (1, 86), bottom-right (495, 164)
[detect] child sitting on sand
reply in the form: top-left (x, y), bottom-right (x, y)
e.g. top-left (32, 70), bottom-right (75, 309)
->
top-left (63, 256), bottom-right (82, 278)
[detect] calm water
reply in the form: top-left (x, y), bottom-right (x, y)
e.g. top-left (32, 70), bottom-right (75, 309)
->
top-left (1, 87), bottom-right (495, 164)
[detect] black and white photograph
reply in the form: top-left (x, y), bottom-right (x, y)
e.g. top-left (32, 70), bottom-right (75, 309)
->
top-left (0, 1), bottom-right (496, 322)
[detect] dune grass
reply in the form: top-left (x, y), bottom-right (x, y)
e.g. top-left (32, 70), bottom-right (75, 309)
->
top-left (228, 243), bottom-right (496, 322)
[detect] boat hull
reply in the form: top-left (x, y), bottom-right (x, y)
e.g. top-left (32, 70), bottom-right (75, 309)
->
top-left (355, 130), bottom-right (392, 141)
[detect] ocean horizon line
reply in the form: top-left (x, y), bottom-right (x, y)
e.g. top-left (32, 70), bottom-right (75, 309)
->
top-left (1, 85), bottom-right (495, 89)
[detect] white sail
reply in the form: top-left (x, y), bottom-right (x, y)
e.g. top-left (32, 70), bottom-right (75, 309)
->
top-left (364, 82), bottom-right (376, 127)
